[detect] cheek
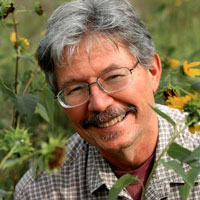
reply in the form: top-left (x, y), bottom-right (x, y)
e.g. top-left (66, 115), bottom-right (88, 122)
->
top-left (64, 107), bottom-right (86, 128)
top-left (113, 79), bottom-right (154, 106)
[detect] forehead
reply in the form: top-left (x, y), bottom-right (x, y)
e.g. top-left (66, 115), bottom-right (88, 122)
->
top-left (66, 36), bottom-right (133, 63)
top-left (55, 36), bottom-right (135, 86)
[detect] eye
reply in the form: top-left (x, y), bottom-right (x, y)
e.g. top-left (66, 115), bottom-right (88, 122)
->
top-left (64, 85), bottom-right (86, 96)
top-left (108, 74), bottom-right (124, 80)
top-left (104, 73), bottom-right (126, 83)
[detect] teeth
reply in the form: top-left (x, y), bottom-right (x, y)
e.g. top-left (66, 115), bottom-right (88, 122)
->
top-left (98, 114), bottom-right (125, 128)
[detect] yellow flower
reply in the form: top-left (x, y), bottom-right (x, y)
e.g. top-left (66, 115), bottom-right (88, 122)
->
top-left (167, 58), bottom-right (181, 69)
top-left (183, 61), bottom-right (200, 77)
top-left (166, 92), bottom-right (199, 111)
top-left (10, 32), bottom-right (30, 51)
top-left (10, 32), bottom-right (17, 43)
top-left (188, 123), bottom-right (200, 134)
top-left (19, 38), bottom-right (30, 47)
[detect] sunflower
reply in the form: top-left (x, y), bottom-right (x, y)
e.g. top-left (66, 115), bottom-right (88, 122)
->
top-left (166, 92), bottom-right (199, 111)
top-left (167, 91), bottom-right (200, 134)
top-left (183, 61), bottom-right (200, 77)
top-left (188, 123), bottom-right (200, 134)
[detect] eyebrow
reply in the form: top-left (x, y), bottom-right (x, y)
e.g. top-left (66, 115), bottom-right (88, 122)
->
top-left (60, 63), bottom-right (125, 89)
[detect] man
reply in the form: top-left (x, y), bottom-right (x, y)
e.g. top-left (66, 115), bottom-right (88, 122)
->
top-left (15, 0), bottom-right (200, 199)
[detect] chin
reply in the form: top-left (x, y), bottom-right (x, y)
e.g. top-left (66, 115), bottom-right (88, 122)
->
top-left (97, 132), bottom-right (135, 152)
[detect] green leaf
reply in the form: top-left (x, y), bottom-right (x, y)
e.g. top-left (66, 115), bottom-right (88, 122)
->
top-left (36, 103), bottom-right (50, 123)
top-left (179, 167), bottom-right (200, 200)
top-left (0, 80), bottom-right (16, 102)
top-left (0, 189), bottom-right (13, 198)
top-left (108, 174), bottom-right (138, 200)
top-left (161, 160), bottom-right (190, 185)
top-left (15, 94), bottom-right (38, 124)
top-left (167, 143), bottom-right (192, 162)
top-left (182, 145), bottom-right (200, 164)
top-left (42, 88), bottom-right (55, 130)
top-left (192, 79), bottom-right (200, 91)
top-left (167, 143), bottom-right (200, 167)
top-left (2, 153), bottom-right (35, 170)
top-left (149, 105), bottom-right (176, 127)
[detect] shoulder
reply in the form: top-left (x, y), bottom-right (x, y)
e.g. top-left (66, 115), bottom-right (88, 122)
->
top-left (15, 133), bottom-right (88, 199)
top-left (156, 103), bottom-right (185, 122)
top-left (156, 103), bottom-right (200, 149)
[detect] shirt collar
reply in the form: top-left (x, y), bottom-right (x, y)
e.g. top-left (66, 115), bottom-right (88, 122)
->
top-left (86, 144), bottom-right (131, 198)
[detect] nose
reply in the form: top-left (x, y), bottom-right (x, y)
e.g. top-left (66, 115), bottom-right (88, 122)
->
top-left (87, 83), bottom-right (114, 113)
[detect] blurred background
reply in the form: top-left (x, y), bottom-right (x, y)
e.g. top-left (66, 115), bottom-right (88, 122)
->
top-left (0, 0), bottom-right (200, 197)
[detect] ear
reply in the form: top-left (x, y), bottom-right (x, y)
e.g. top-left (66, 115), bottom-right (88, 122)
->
top-left (148, 53), bottom-right (162, 93)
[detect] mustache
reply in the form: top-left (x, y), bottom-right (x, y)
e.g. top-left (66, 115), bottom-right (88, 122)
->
top-left (82, 105), bottom-right (137, 129)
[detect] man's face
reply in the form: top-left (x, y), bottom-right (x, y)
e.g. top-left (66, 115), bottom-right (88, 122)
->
top-left (55, 39), bottom-right (161, 158)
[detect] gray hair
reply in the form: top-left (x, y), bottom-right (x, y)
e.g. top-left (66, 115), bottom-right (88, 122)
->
top-left (36, 0), bottom-right (156, 94)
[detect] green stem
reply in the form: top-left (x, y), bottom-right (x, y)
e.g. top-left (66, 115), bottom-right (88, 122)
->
top-left (0, 145), bottom-right (17, 170)
top-left (12, 11), bottom-right (19, 95)
top-left (23, 65), bottom-right (40, 95)
top-left (12, 11), bottom-right (20, 129)
top-left (176, 85), bottom-right (191, 95)
top-left (0, 149), bottom-right (40, 172)
top-left (141, 123), bottom-right (189, 200)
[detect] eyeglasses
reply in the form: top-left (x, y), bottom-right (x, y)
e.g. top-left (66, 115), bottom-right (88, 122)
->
top-left (55, 60), bottom-right (139, 108)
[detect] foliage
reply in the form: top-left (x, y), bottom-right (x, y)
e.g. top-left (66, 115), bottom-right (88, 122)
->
top-left (0, 0), bottom-right (72, 199)
top-left (108, 174), bottom-right (139, 200)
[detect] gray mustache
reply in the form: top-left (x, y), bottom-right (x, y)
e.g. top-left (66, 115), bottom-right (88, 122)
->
top-left (82, 106), bottom-right (137, 129)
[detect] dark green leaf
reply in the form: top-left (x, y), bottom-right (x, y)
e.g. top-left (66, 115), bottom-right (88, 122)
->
top-left (42, 88), bottom-right (55, 130)
top-left (179, 167), bottom-right (200, 200)
top-left (150, 105), bottom-right (176, 127)
top-left (192, 80), bottom-right (200, 91)
top-left (187, 167), bottom-right (200, 184)
top-left (182, 145), bottom-right (200, 164)
top-left (15, 94), bottom-right (38, 124)
top-left (108, 174), bottom-right (138, 200)
top-left (0, 80), bottom-right (16, 102)
top-left (167, 143), bottom-right (191, 162)
top-left (161, 160), bottom-right (190, 185)
top-left (36, 103), bottom-right (50, 123)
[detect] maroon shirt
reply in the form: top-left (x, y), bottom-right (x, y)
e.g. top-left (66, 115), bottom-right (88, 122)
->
top-left (111, 153), bottom-right (155, 200)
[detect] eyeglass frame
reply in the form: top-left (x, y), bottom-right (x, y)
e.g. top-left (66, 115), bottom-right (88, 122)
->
top-left (54, 60), bottom-right (140, 108)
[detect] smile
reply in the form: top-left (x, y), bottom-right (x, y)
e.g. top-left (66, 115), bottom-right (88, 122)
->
top-left (97, 114), bottom-right (126, 128)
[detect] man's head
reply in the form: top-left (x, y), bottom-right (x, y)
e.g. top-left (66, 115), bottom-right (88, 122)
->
top-left (36, 0), bottom-right (156, 94)
top-left (36, 0), bottom-right (162, 165)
